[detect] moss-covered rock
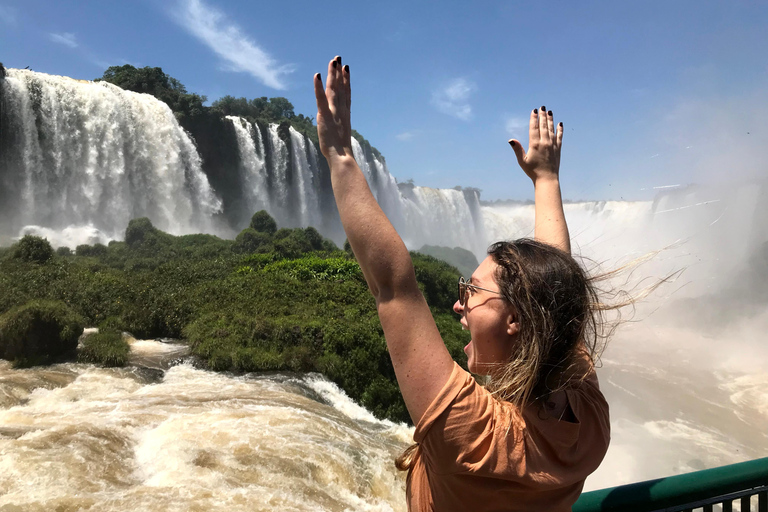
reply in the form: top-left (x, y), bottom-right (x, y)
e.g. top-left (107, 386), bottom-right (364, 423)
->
top-left (0, 300), bottom-right (85, 367)
top-left (78, 328), bottom-right (130, 367)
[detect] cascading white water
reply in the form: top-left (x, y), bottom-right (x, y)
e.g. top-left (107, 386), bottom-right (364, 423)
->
top-left (0, 355), bottom-right (411, 511)
top-left (289, 127), bottom-right (320, 227)
top-left (265, 124), bottom-right (291, 227)
top-left (226, 115), bottom-right (270, 215)
top-left (1, 69), bottom-right (221, 243)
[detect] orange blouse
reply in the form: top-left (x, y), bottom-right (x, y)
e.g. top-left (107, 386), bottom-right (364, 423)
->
top-left (406, 362), bottom-right (610, 512)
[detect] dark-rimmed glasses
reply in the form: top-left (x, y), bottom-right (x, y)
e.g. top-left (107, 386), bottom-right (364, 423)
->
top-left (458, 277), bottom-right (502, 306)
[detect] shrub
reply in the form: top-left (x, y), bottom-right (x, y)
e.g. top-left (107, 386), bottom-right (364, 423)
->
top-left (125, 217), bottom-right (157, 247)
top-left (233, 228), bottom-right (272, 254)
top-left (411, 252), bottom-right (462, 312)
top-left (0, 300), bottom-right (85, 367)
top-left (304, 227), bottom-right (324, 251)
top-left (262, 256), bottom-right (361, 281)
top-left (343, 239), bottom-right (355, 258)
top-left (273, 229), bottom-right (312, 259)
top-left (78, 328), bottom-right (130, 367)
top-left (12, 235), bottom-right (53, 263)
top-left (75, 243), bottom-right (108, 257)
top-left (250, 210), bottom-right (277, 235)
top-left (124, 217), bottom-right (174, 253)
top-left (56, 246), bottom-right (73, 257)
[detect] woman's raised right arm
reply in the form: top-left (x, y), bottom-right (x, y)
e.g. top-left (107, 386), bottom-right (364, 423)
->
top-left (314, 57), bottom-right (454, 425)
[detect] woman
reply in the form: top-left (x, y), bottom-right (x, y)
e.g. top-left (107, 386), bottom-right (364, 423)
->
top-left (314, 56), bottom-right (609, 512)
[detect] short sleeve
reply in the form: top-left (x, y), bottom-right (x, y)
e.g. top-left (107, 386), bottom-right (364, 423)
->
top-left (413, 362), bottom-right (523, 476)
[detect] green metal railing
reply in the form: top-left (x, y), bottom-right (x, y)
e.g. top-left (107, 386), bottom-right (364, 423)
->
top-left (574, 457), bottom-right (768, 512)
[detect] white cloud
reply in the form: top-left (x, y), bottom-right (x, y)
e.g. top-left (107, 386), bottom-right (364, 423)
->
top-left (395, 131), bottom-right (418, 141)
top-left (49, 32), bottom-right (78, 49)
top-left (505, 116), bottom-right (527, 139)
top-left (431, 78), bottom-right (475, 121)
top-left (173, 0), bottom-right (293, 90)
top-left (0, 5), bottom-right (17, 25)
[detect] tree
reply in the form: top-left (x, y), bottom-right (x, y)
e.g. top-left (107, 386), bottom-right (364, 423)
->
top-left (97, 65), bottom-right (206, 120)
top-left (250, 210), bottom-right (277, 235)
top-left (12, 235), bottom-right (53, 264)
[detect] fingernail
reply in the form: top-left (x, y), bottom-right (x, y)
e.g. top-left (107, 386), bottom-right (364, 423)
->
top-left (336, 56), bottom-right (342, 64)
top-left (533, 108), bottom-right (538, 114)
top-left (332, 61), bottom-right (337, 68)
top-left (541, 105), bottom-right (546, 111)
top-left (344, 65), bottom-right (349, 73)
top-left (559, 122), bottom-right (563, 127)
top-left (315, 73), bottom-right (321, 80)
top-left (509, 140), bottom-right (516, 147)
top-left (548, 110), bottom-right (553, 116)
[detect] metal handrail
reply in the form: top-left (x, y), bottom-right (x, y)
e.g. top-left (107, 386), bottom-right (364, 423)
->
top-left (573, 457), bottom-right (768, 512)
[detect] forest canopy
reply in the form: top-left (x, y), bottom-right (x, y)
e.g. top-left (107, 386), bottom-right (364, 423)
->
top-left (95, 64), bottom-right (382, 158)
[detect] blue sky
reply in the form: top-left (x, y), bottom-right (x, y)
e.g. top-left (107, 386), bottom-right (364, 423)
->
top-left (1, 0), bottom-right (766, 201)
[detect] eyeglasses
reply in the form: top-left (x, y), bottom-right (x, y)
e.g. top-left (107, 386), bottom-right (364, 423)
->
top-left (458, 276), bottom-right (502, 306)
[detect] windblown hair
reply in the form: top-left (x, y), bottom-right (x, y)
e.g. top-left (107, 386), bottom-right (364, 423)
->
top-left (396, 238), bottom-right (626, 472)
top-left (484, 239), bottom-right (608, 407)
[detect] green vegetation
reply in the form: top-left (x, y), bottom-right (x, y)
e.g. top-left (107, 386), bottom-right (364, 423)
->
top-left (417, 245), bottom-right (480, 279)
top-left (97, 65), bottom-right (208, 123)
top-left (0, 212), bottom-right (468, 423)
top-left (12, 235), bottom-right (54, 264)
top-left (250, 210), bottom-right (278, 235)
top-left (0, 300), bottom-right (85, 367)
top-left (210, 95), bottom-right (316, 143)
top-left (93, 65), bottom-right (382, 158)
top-left (78, 328), bottom-right (130, 367)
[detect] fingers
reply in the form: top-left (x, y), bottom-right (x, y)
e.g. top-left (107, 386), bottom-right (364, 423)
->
top-left (547, 110), bottom-right (555, 140)
top-left (314, 73), bottom-right (330, 114)
top-left (556, 121), bottom-right (563, 150)
top-left (343, 64), bottom-right (350, 111)
top-left (508, 139), bottom-right (526, 167)
top-left (529, 108), bottom-right (539, 143)
top-left (539, 105), bottom-right (550, 142)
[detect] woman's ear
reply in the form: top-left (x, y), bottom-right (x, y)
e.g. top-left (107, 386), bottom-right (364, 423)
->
top-left (506, 309), bottom-right (520, 337)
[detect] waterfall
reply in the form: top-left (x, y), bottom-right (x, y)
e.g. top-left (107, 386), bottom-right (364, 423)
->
top-left (226, 115), bottom-right (269, 215)
top-left (0, 69), bottom-right (221, 243)
top-left (288, 126), bottom-right (319, 227)
top-left (2, 66), bottom-right (765, 279)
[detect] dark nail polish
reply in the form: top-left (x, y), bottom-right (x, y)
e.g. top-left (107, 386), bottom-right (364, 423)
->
top-left (548, 110), bottom-right (553, 116)
top-left (541, 106), bottom-right (546, 111)
top-left (533, 108), bottom-right (538, 114)
top-left (344, 65), bottom-right (349, 73)
top-left (332, 61), bottom-right (337, 68)
top-left (315, 73), bottom-right (321, 80)
top-left (336, 56), bottom-right (342, 63)
top-left (559, 122), bottom-right (563, 127)
top-left (509, 140), bottom-right (516, 147)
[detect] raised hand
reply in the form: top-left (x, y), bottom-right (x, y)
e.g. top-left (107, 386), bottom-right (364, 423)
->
top-left (314, 56), bottom-right (353, 162)
top-left (509, 107), bottom-right (563, 184)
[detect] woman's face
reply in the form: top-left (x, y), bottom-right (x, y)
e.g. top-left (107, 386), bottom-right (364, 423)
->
top-left (453, 256), bottom-right (518, 375)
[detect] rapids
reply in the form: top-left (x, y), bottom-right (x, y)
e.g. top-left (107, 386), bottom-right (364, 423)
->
top-left (0, 343), bottom-right (412, 511)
